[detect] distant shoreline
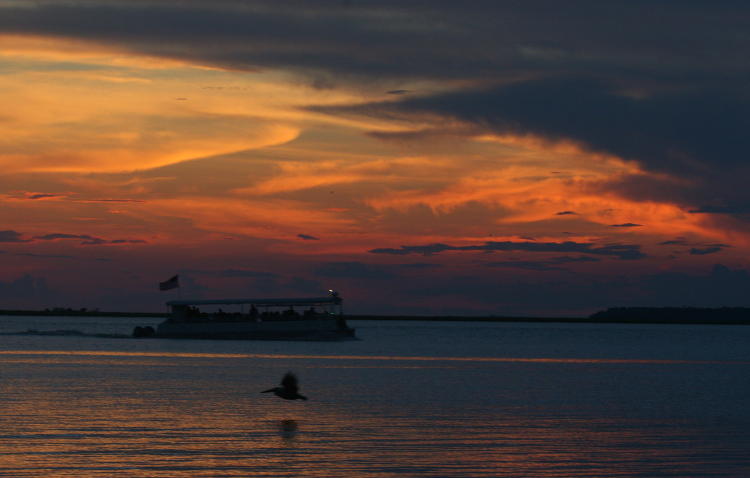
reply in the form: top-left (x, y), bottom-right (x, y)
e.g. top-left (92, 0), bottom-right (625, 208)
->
top-left (0, 309), bottom-right (168, 318)
top-left (346, 314), bottom-right (750, 325)
top-left (2, 307), bottom-right (750, 325)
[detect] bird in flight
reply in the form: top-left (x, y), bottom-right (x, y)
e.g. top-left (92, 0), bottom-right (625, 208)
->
top-left (262, 372), bottom-right (308, 400)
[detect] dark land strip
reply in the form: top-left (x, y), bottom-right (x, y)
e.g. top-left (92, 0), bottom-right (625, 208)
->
top-left (2, 307), bottom-right (750, 325)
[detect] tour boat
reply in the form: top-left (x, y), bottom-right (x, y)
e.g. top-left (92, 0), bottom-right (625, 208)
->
top-left (152, 293), bottom-right (355, 340)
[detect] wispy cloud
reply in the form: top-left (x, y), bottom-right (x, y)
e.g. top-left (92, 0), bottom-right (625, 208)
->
top-left (659, 239), bottom-right (689, 246)
top-left (32, 233), bottom-right (146, 245)
top-left (297, 233), bottom-right (320, 241)
top-left (34, 233), bottom-right (99, 241)
top-left (0, 230), bottom-right (27, 242)
top-left (690, 246), bottom-right (725, 255)
top-left (25, 193), bottom-right (63, 200)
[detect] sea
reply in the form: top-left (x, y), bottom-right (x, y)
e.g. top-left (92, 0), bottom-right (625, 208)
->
top-left (0, 315), bottom-right (749, 477)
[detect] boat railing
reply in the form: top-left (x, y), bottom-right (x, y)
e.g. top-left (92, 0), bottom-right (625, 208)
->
top-left (168, 304), bottom-right (340, 323)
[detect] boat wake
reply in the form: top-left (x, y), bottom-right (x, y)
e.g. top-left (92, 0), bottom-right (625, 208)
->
top-left (0, 329), bottom-right (132, 339)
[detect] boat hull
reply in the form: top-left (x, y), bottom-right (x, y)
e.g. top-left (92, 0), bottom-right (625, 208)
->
top-left (155, 317), bottom-right (355, 340)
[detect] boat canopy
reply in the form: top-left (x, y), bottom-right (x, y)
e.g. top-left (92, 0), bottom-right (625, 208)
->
top-left (167, 296), bottom-right (341, 307)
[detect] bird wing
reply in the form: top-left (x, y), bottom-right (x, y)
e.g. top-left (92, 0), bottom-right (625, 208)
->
top-left (281, 372), bottom-right (299, 393)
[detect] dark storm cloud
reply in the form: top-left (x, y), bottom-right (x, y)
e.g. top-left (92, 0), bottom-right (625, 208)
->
top-left (2, 1), bottom-right (749, 81)
top-left (686, 204), bottom-right (750, 216)
top-left (328, 77), bottom-right (750, 171)
top-left (327, 76), bottom-right (750, 216)
top-left (0, 1), bottom-right (491, 78)
top-left (369, 241), bottom-right (644, 260)
top-left (592, 175), bottom-right (750, 220)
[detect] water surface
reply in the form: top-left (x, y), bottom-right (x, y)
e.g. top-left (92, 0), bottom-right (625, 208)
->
top-left (0, 316), bottom-right (748, 477)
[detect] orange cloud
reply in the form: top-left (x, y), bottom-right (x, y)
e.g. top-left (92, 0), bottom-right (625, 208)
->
top-left (0, 35), bottom-right (376, 173)
top-left (0, 33), bottom-right (743, 261)
top-left (355, 137), bottom-right (731, 245)
top-left (120, 197), bottom-right (356, 243)
top-left (2, 116), bottom-right (299, 173)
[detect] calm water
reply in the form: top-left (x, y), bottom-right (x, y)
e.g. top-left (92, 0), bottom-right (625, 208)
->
top-left (0, 316), bottom-right (749, 477)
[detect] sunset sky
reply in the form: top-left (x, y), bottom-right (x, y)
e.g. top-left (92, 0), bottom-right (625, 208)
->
top-left (2, 1), bottom-right (750, 315)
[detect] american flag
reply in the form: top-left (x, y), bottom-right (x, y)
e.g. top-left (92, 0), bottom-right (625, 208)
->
top-left (159, 275), bottom-right (179, 291)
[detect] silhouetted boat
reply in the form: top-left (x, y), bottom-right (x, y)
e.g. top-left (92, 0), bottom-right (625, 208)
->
top-left (154, 293), bottom-right (355, 340)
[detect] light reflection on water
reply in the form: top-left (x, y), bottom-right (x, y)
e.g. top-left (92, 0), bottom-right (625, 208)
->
top-left (2, 349), bottom-right (749, 365)
top-left (0, 318), bottom-right (749, 476)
